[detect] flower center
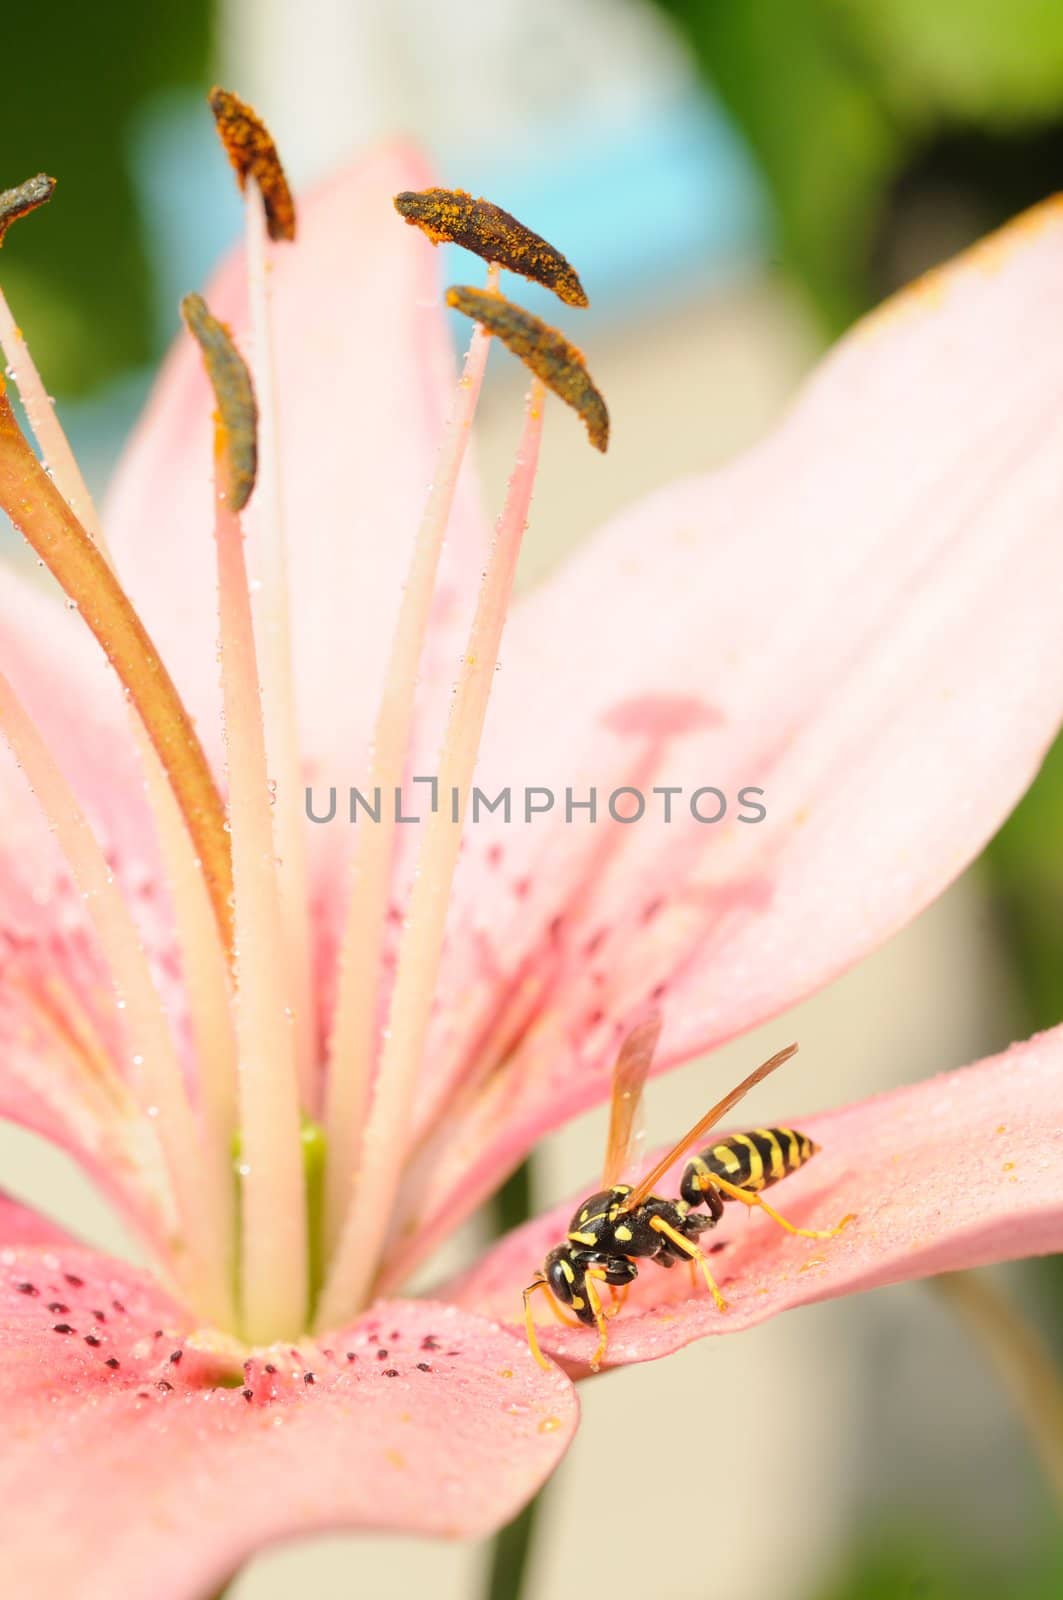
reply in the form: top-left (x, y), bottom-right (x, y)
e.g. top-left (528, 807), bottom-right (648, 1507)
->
top-left (0, 98), bottom-right (607, 1343)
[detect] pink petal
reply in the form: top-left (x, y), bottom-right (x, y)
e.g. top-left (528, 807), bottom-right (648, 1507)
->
top-left (442, 1026), bottom-right (1063, 1373)
top-left (104, 143), bottom-right (487, 797)
top-left (402, 198), bottom-right (1063, 1259)
top-left (0, 571), bottom-right (182, 1230)
top-left (0, 1233), bottom-right (577, 1599)
top-left (0, 1188), bottom-right (78, 1250)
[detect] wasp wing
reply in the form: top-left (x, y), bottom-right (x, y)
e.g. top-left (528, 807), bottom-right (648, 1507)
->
top-left (617, 1042), bottom-right (799, 1213)
top-left (600, 1014), bottom-right (662, 1190)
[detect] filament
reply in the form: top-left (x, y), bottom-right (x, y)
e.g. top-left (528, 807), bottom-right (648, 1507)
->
top-left (316, 377), bottom-right (546, 1332)
top-left (212, 436), bottom-right (307, 1342)
top-left (0, 387), bottom-right (235, 952)
top-left (0, 667), bottom-right (233, 1323)
top-left (321, 265), bottom-right (499, 1253)
top-left (243, 177), bottom-right (316, 1105)
top-left (0, 296), bottom-right (239, 1217)
top-left (0, 289), bottom-right (101, 542)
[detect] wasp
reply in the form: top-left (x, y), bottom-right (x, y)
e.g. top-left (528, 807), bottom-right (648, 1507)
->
top-left (523, 1019), bottom-right (853, 1370)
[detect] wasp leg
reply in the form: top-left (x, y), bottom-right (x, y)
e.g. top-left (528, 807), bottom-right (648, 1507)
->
top-left (606, 1282), bottom-right (631, 1319)
top-left (649, 1215), bottom-right (728, 1312)
top-left (585, 1267), bottom-right (610, 1371)
top-left (523, 1278), bottom-right (568, 1370)
top-left (707, 1174), bottom-right (855, 1239)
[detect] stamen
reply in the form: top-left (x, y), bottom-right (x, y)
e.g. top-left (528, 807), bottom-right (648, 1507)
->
top-left (13, 974), bottom-right (129, 1113)
top-left (182, 295), bottom-right (307, 1342)
top-left (0, 225), bottom-right (238, 1192)
top-left (447, 286), bottom-right (608, 451)
top-left (321, 262), bottom-right (499, 1253)
top-left (0, 175), bottom-right (55, 245)
top-left (225, 102), bottom-right (317, 1104)
top-left (395, 189), bottom-right (588, 307)
top-left (180, 293), bottom-right (258, 510)
top-left (0, 668), bottom-right (233, 1324)
top-left (208, 86), bottom-right (296, 243)
top-left (0, 384), bottom-right (235, 950)
top-left (0, 174), bottom-right (100, 540)
top-left (315, 377), bottom-right (547, 1333)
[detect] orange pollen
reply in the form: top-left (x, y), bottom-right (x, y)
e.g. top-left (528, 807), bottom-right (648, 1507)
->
top-left (0, 174), bottom-right (56, 248)
top-left (394, 187), bottom-right (588, 307)
top-left (208, 85), bottom-right (296, 243)
top-left (179, 293), bottom-right (259, 510)
top-left (446, 284), bottom-right (609, 452)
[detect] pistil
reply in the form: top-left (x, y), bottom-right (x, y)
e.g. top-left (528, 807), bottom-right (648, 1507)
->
top-left (316, 377), bottom-right (546, 1332)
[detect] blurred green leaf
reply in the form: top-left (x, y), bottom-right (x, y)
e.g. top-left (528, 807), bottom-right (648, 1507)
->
top-left (815, 1526), bottom-right (1063, 1600)
top-left (985, 738), bottom-right (1063, 1039)
top-left (1, 0), bottom-right (210, 394)
top-left (651, 0), bottom-right (900, 330)
top-left (841, 0), bottom-right (1063, 124)
top-left (651, 1), bottom-right (1063, 329)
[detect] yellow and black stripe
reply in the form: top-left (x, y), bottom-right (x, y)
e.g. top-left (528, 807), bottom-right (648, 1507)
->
top-left (681, 1127), bottom-right (816, 1204)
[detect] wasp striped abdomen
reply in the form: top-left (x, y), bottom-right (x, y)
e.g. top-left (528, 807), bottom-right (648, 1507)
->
top-left (680, 1127), bottom-right (816, 1206)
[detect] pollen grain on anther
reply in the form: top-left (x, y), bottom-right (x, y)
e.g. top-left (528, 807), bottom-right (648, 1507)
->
top-left (0, 174), bottom-right (56, 247)
top-left (208, 86), bottom-right (296, 242)
top-left (394, 188), bottom-right (588, 307)
top-left (180, 292), bottom-right (259, 511)
top-left (446, 285), bottom-right (609, 451)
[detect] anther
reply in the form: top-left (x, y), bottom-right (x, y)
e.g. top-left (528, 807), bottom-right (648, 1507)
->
top-left (179, 293), bottom-right (258, 511)
top-left (394, 189), bottom-right (587, 307)
top-left (208, 87), bottom-right (295, 242)
top-left (446, 286), bottom-right (609, 451)
top-left (0, 175), bottom-right (55, 248)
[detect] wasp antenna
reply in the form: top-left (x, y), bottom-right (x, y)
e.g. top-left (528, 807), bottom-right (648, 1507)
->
top-left (618, 1042), bottom-right (799, 1213)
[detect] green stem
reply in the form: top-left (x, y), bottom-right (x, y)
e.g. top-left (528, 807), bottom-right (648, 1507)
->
top-left (485, 1495), bottom-right (543, 1600)
top-left (483, 1157), bottom-right (546, 1600)
top-left (935, 1269), bottom-right (1063, 1510)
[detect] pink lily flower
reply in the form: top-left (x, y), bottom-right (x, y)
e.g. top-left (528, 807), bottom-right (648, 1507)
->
top-left (0, 97), bottom-right (1062, 1597)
